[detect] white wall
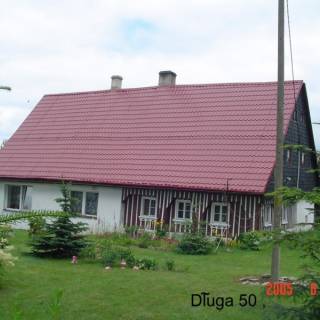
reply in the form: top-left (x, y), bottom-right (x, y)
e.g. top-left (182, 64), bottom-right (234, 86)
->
top-left (295, 200), bottom-right (314, 230)
top-left (0, 180), bottom-right (123, 233)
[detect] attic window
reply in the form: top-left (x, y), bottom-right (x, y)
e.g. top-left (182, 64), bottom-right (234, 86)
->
top-left (293, 109), bottom-right (298, 121)
top-left (300, 111), bottom-right (306, 124)
top-left (301, 152), bottom-right (305, 166)
top-left (286, 149), bottom-right (291, 163)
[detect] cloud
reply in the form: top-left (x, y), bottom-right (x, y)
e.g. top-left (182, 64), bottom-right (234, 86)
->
top-left (0, 0), bottom-right (319, 148)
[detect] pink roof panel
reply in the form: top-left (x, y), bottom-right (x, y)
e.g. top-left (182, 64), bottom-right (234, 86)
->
top-left (0, 81), bottom-right (304, 194)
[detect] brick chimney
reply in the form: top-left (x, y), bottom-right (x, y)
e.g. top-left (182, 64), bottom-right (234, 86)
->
top-left (111, 75), bottom-right (123, 90)
top-left (158, 71), bottom-right (176, 86)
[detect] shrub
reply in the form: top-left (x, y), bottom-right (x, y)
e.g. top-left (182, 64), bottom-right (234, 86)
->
top-left (0, 247), bottom-right (17, 285)
top-left (137, 232), bottom-right (153, 248)
top-left (155, 220), bottom-right (168, 239)
top-left (265, 225), bottom-right (320, 319)
top-left (0, 225), bottom-right (12, 240)
top-left (156, 228), bottom-right (167, 239)
top-left (102, 250), bottom-right (118, 267)
top-left (28, 216), bottom-right (46, 236)
top-left (100, 245), bottom-right (136, 268)
top-left (0, 238), bottom-right (9, 249)
top-left (124, 226), bottom-right (139, 238)
top-left (118, 248), bottom-right (136, 268)
top-left (136, 258), bottom-right (157, 270)
top-left (164, 259), bottom-right (175, 271)
top-left (176, 233), bottom-right (213, 255)
top-left (238, 231), bottom-right (261, 251)
top-left (30, 183), bottom-right (88, 258)
top-left (79, 240), bottom-right (100, 261)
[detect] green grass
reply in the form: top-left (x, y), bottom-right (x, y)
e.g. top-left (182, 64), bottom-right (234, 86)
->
top-left (0, 231), bottom-right (305, 320)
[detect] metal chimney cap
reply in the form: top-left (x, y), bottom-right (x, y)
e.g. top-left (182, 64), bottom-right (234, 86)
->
top-left (111, 75), bottom-right (123, 80)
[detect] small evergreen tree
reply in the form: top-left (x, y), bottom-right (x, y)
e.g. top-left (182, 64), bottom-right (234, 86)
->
top-left (30, 183), bottom-right (88, 258)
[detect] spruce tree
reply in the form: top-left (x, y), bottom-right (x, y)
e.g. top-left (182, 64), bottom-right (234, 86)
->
top-left (31, 183), bottom-right (88, 258)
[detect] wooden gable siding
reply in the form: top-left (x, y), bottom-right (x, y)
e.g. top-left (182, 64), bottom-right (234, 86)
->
top-left (266, 85), bottom-right (319, 192)
top-left (121, 187), bottom-right (263, 237)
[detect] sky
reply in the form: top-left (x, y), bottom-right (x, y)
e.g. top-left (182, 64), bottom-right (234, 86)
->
top-left (0, 0), bottom-right (319, 147)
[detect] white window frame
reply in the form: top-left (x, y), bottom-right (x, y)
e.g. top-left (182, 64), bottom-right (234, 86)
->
top-left (286, 149), bottom-right (291, 163)
top-left (140, 196), bottom-right (157, 219)
top-left (210, 202), bottom-right (229, 226)
top-left (71, 190), bottom-right (99, 217)
top-left (5, 184), bottom-right (33, 211)
top-left (282, 206), bottom-right (289, 225)
top-left (174, 199), bottom-right (192, 221)
top-left (301, 152), bottom-right (305, 166)
top-left (264, 205), bottom-right (273, 227)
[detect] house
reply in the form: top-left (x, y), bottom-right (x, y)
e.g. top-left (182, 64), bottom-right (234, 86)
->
top-left (0, 71), bottom-right (318, 236)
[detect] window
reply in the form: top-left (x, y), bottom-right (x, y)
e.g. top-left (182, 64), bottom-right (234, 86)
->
top-left (141, 197), bottom-right (156, 216)
top-left (301, 152), bottom-right (305, 166)
top-left (70, 191), bottom-right (98, 216)
top-left (300, 111), bottom-right (305, 124)
top-left (293, 109), bottom-right (298, 121)
top-left (282, 206), bottom-right (289, 224)
top-left (175, 200), bottom-right (191, 220)
top-left (264, 205), bottom-right (272, 226)
top-left (286, 149), bottom-right (291, 163)
top-left (6, 185), bottom-right (32, 210)
top-left (211, 203), bottom-right (228, 225)
top-left (71, 191), bottom-right (83, 214)
top-left (85, 192), bottom-right (99, 216)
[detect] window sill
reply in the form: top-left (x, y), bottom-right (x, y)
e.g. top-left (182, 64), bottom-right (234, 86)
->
top-left (139, 215), bottom-right (157, 221)
top-left (76, 215), bottom-right (97, 220)
top-left (172, 218), bottom-right (192, 224)
top-left (209, 222), bottom-right (229, 228)
top-left (4, 208), bottom-right (22, 212)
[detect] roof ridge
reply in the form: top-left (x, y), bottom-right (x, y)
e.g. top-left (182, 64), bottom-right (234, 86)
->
top-left (44, 80), bottom-right (304, 97)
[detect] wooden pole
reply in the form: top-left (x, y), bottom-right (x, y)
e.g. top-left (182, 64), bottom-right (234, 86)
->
top-left (271, 0), bottom-right (285, 282)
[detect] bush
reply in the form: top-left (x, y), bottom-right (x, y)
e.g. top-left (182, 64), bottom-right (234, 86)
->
top-left (79, 240), bottom-right (100, 261)
top-left (176, 233), bottom-right (213, 255)
top-left (156, 228), bottom-right (167, 239)
top-left (124, 226), bottom-right (139, 238)
top-left (102, 250), bottom-right (118, 267)
top-left (118, 248), bottom-right (136, 268)
top-left (100, 245), bottom-right (136, 268)
top-left (0, 238), bottom-right (9, 249)
top-left (137, 232), bottom-right (152, 248)
top-left (28, 216), bottom-right (46, 236)
top-left (0, 247), bottom-right (17, 286)
top-left (136, 258), bottom-right (157, 270)
top-left (239, 231), bottom-right (261, 251)
top-left (30, 183), bottom-right (88, 258)
top-left (0, 225), bottom-right (12, 240)
top-left (164, 259), bottom-right (175, 271)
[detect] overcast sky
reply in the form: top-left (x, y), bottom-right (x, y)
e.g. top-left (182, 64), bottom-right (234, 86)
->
top-left (0, 0), bottom-right (319, 147)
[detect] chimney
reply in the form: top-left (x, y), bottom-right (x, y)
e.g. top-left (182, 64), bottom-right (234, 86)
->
top-left (111, 75), bottom-right (123, 90)
top-left (158, 70), bottom-right (176, 86)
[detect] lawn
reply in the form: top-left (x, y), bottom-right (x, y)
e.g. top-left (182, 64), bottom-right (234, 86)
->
top-left (0, 230), bottom-right (305, 320)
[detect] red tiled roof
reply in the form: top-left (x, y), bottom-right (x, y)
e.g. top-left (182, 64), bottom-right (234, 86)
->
top-left (0, 81), bottom-right (304, 194)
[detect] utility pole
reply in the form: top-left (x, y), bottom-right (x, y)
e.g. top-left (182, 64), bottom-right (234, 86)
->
top-left (271, 0), bottom-right (285, 282)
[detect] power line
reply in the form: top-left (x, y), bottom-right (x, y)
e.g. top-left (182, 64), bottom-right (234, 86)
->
top-left (286, 0), bottom-right (296, 100)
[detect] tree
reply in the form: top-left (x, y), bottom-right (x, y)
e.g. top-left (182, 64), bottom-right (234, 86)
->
top-left (30, 183), bottom-right (88, 258)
